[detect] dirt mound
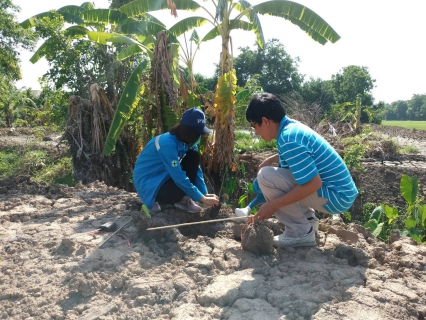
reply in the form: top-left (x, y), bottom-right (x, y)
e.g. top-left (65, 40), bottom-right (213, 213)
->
top-left (1, 179), bottom-right (425, 319)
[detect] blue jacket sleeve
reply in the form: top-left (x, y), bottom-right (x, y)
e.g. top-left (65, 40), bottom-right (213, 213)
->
top-left (157, 139), bottom-right (204, 201)
top-left (195, 166), bottom-right (208, 194)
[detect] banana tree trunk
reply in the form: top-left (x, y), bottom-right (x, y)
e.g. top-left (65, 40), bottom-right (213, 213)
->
top-left (207, 32), bottom-right (236, 183)
top-left (356, 95), bottom-right (362, 134)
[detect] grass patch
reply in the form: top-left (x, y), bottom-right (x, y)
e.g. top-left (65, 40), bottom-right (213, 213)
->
top-left (382, 121), bottom-right (426, 130)
top-left (0, 146), bottom-right (74, 186)
top-left (0, 149), bottom-right (20, 177)
top-left (400, 145), bottom-right (420, 154)
top-left (234, 131), bottom-right (276, 153)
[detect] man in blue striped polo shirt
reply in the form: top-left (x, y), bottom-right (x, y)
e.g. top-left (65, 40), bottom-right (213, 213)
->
top-left (246, 93), bottom-right (358, 248)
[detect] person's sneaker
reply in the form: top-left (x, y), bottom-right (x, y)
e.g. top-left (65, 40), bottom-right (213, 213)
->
top-left (307, 216), bottom-right (319, 234)
top-left (332, 214), bottom-right (343, 224)
top-left (235, 206), bottom-right (251, 217)
top-left (174, 196), bottom-right (202, 213)
top-left (273, 227), bottom-right (317, 248)
top-left (151, 202), bottom-right (161, 213)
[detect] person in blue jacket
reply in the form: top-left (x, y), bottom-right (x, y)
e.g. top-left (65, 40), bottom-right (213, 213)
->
top-left (133, 108), bottom-right (219, 213)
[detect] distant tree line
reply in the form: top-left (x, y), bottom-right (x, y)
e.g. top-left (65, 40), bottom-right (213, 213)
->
top-left (196, 39), bottom-right (386, 125)
top-left (383, 95), bottom-right (426, 120)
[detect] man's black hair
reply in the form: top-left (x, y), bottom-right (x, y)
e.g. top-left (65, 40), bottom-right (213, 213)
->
top-left (169, 123), bottom-right (201, 146)
top-left (246, 93), bottom-right (286, 125)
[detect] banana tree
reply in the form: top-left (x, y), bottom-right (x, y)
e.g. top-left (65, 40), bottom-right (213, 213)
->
top-left (87, 0), bottom-right (340, 182)
top-left (161, 0), bottom-right (341, 177)
top-left (21, 1), bottom-right (208, 153)
top-left (23, 0), bottom-right (341, 185)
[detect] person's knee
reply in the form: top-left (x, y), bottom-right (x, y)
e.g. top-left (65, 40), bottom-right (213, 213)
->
top-left (257, 166), bottom-right (276, 187)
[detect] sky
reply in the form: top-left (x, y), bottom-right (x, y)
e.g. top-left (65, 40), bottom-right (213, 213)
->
top-left (13, 0), bottom-right (426, 104)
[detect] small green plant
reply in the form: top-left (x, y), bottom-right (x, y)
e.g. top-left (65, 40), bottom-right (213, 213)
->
top-left (342, 127), bottom-right (372, 171)
top-left (342, 211), bottom-right (352, 222)
top-left (364, 174), bottom-right (426, 243)
top-left (343, 143), bottom-right (368, 171)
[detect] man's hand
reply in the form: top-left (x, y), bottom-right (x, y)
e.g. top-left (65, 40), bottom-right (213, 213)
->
top-left (253, 201), bottom-right (277, 221)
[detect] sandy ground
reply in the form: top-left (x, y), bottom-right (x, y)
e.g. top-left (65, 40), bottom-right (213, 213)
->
top-left (1, 125), bottom-right (426, 319)
top-left (1, 179), bottom-right (426, 320)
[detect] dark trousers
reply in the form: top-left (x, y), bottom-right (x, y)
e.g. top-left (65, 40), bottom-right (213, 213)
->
top-left (155, 150), bottom-right (200, 205)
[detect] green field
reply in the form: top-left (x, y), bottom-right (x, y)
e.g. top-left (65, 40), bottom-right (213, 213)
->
top-left (382, 121), bottom-right (426, 130)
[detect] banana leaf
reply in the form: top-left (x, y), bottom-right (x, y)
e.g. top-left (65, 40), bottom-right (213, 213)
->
top-left (168, 17), bottom-right (208, 37)
top-left (215, 0), bottom-right (228, 21)
top-left (120, 20), bottom-right (165, 37)
top-left (103, 60), bottom-right (149, 155)
top-left (119, 0), bottom-right (200, 18)
top-left (82, 9), bottom-right (129, 26)
top-left (87, 32), bottom-right (154, 59)
top-left (253, 0), bottom-right (340, 44)
top-left (202, 20), bottom-right (254, 42)
top-left (370, 205), bottom-right (383, 221)
top-left (20, 6), bottom-right (85, 28)
top-left (233, 0), bottom-right (265, 48)
top-left (64, 26), bottom-right (89, 38)
top-left (117, 44), bottom-right (144, 60)
top-left (235, 89), bottom-right (250, 102)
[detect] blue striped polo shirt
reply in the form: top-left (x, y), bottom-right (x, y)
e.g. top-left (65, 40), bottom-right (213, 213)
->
top-left (277, 116), bottom-right (358, 214)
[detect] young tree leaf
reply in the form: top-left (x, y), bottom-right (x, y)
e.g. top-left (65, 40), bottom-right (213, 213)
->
top-left (405, 217), bottom-right (417, 229)
top-left (384, 205), bottom-right (398, 224)
top-left (400, 174), bottom-right (418, 205)
top-left (364, 219), bottom-right (378, 233)
top-left (372, 222), bottom-right (384, 237)
top-left (421, 205), bottom-right (426, 227)
top-left (370, 205), bottom-right (383, 221)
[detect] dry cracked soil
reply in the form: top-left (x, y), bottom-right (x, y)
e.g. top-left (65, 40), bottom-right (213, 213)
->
top-left (1, 126), bottom-right (426, 320)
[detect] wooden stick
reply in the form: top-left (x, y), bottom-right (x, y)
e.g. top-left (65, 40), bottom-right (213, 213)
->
top-left (146, 216), bottom-right (249, 231)
top-left (99, 218), bottom-right (132, 248)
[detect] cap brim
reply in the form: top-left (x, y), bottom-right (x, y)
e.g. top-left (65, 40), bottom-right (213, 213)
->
top-left (201, 126), bottom-right (212, 134)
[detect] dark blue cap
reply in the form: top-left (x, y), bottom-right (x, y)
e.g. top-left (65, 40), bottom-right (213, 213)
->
top-left (180, 108), bottom-right (212, 134)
